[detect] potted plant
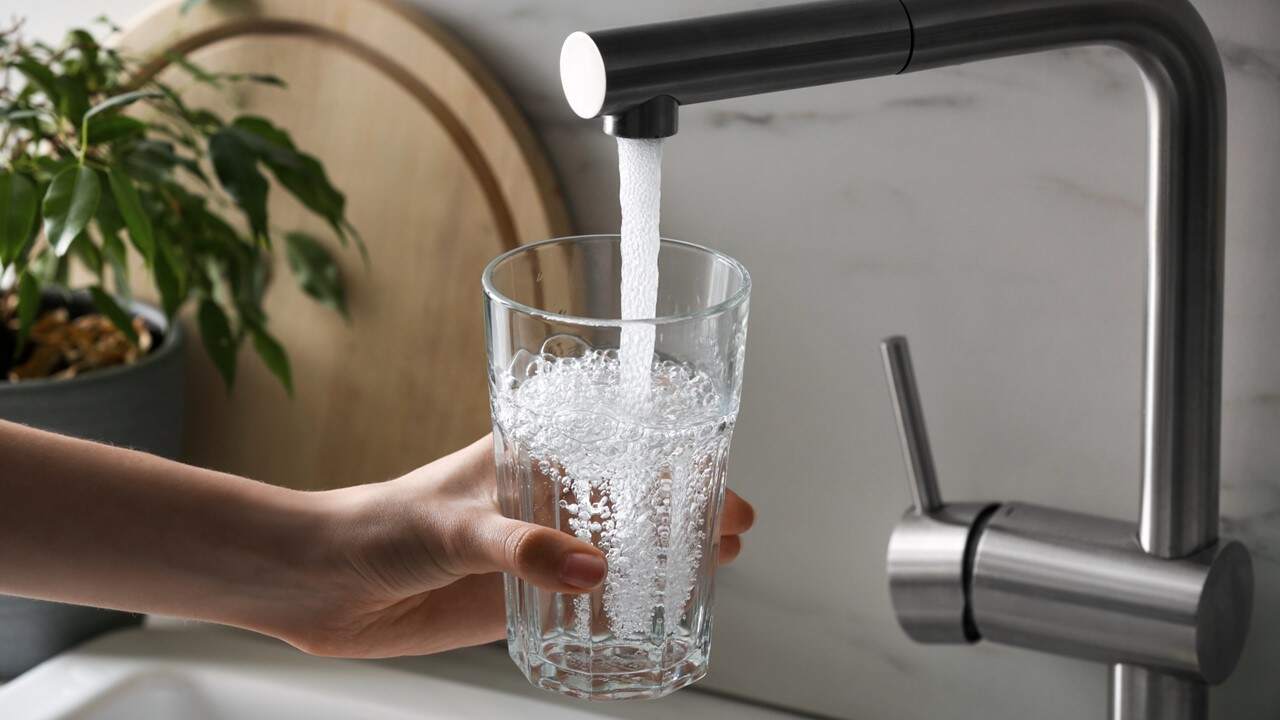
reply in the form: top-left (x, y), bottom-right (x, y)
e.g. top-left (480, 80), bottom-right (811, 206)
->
top-left (0, 18), bottom-right (358, 678)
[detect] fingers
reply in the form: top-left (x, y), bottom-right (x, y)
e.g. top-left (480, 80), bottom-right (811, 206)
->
top-left (717, 490), bottom-right (753, 565)
top-left (718, 535), bottom-right (742, 564)
top-left (720, 489), bottom-right (755, 536)
top-left (448, 516), bottom-right (606, 594)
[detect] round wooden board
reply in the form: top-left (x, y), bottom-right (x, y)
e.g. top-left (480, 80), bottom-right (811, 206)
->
top-left (117, 0), bottom-right (570, 490)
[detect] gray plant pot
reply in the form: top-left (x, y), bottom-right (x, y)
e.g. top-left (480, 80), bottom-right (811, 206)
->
top-left (0, 293), bottom-right (184, 680)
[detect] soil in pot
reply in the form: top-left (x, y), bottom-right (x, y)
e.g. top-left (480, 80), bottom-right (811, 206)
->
top-left (1, 291), bottom-right (162, 383)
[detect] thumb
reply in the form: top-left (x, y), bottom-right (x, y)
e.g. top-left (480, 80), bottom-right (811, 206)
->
top-left (451, 516), bottom-right (607, 594)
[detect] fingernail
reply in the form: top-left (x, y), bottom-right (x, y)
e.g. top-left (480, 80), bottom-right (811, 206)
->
top-left (559, 553), bottom-right (607, 589)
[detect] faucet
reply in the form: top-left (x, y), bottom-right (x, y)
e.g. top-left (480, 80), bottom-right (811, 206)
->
top-left (559, 1), bottom-right (1253, 718)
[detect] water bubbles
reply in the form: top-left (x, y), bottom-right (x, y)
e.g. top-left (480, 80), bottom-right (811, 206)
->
top-left (494, 349), bottom-right (731, 639)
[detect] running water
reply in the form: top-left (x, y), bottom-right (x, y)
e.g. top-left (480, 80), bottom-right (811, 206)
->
top-left (616, 137), bottom-right (664, 399)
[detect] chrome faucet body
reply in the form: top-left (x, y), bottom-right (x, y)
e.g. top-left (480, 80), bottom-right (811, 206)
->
top-left (558, 1), bottom-right (1252, 717)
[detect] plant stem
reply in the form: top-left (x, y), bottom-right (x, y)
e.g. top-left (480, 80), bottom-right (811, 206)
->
top-left (77, 117), bottom-right (89, 165)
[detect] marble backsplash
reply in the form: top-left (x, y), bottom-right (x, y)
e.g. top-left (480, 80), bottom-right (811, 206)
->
top-left (20, 1), bottom-right (1280, 717)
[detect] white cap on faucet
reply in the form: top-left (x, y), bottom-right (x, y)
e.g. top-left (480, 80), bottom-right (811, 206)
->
top-left (560, 31), bottom-right (606, 119)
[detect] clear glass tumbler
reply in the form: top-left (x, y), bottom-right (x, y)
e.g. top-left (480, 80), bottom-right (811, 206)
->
top-left (482, 235), bottom-right (750, 701)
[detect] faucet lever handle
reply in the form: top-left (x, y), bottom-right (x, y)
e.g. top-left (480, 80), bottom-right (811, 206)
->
top-left (881, 335), bottom-right (943, 514)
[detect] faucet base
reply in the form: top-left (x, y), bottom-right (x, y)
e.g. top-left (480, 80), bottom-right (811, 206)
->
top-left (887, 499), bottom-right (1253, 683)
top-left (970, 503), bottom-right (1251, 683)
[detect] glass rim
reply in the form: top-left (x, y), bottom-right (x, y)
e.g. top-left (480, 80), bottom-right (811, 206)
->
top-left (482, 234), bottom-right (752, 328)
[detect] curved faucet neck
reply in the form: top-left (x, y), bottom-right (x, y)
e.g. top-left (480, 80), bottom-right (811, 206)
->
top-left (904, 0), bottom-right (1226, 559)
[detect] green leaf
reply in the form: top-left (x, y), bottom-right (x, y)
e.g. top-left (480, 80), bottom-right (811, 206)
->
top-left (209, 130), bottom-right (269, 241)
top-left (243, 260), bottom-right (270, 315)
top-left (0, 172), bottom-right (38, 266)
top-left (148, 122), bottom-right (199, 151)
top-left (81, 91), bottom-right (162, 156)
top-left (54, 255), bottom-right (70, 285)
top-left (30, 251), bottom-right (62, 285)
top-left (177, 156), bottom-right (209, 186)
top-left (94, 171), bottom-right (125, 238)
top-left (230, 115), bottom-right (293, 150)
top-left (285, 232), bottom-right (347, 316)
top-left (88, 285), bottom-right (139, 346)
top-left (86, 115), bottom-right (147, 145)
top-left (276, 154), bottom-right (348, 240)
top-left (14, 59), bottom-right (60, 105)
top-left (122, 140), bottom-right (205, 185)
top-left (231, 117), bottom-right (349, 244)
top-left (168, 53), bottom-right (222, 87)
top-left (42, 166), bottom-right (101, 256)
top-left (54, 74), bottom-right (90, 126)
top-left (225, 117), bottom-right (296, 168)
top-left (249, 323), bottom-right (292, 394)
top-left (154, 240), bottom-right (184, 318)
top-left (102, 231), bottom-right (131, 300)
top-left (66, 30), bottom-right (101, 87)
top-left (67, 29), bottom-right (98, 45)
top-left (15, 271), bottom-right (40, 354)
top-left (31, 156), bottom-right (73, 181)
top-left (187, 108), bottom-right (224, 131)
top-left (242, 74), bottom-right (286, 87)
top-left (346, 221), bottom-right (368, 264)
top-left (198, 298), bottom-right (237, 389)
top-left (66, 30), bottom-right (98, 52)
top-left (92, 15), bottom-right (123, 33)
top-left (72, 234), bottom-right (103, 278)
top-left (106, 167), bottom-right (155, 266)
top-left (2, 108), bottom-right (54, 123)
top-left (84, 90), bottom-right (163, 124)
top-left (149, 80), bottom-right (196, 124)
top-left (168, 59), bottom-right (288, 89)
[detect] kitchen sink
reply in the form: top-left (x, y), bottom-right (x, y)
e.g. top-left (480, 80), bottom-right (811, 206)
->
top-left (0, 625), bottom-right (795, 719)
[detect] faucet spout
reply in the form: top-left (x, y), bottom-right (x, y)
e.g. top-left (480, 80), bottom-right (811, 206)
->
top-left (559, 0), bottom-right (912, 138)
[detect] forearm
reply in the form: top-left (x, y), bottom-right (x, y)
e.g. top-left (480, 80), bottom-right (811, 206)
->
top-left (0, 419), bottom-right (335, 634)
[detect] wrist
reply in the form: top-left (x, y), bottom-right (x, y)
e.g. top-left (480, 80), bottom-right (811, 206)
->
top-left (214, 484), bottom-right (353, 643)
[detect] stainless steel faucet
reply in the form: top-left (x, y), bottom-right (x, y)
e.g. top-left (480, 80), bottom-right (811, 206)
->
top-left (558, 1), bottom-right (1253, 718)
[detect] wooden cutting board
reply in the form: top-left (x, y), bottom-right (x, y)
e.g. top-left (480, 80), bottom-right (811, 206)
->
top-left (117, 0), bottom-right (570, 489)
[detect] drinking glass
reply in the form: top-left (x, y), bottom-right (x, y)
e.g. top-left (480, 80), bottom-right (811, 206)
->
top-left (482, 235), bottom-right (750, 701)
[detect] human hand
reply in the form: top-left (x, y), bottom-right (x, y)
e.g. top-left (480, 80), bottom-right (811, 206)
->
top-left (269, 436), bottom-right (755, 658)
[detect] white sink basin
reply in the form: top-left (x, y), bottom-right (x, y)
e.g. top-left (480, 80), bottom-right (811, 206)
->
top-left (0, 626), bottom-right (795, 720)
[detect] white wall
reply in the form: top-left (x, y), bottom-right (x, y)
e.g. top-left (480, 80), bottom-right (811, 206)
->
top-left (13, 1), bottom-right (1279, 717)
